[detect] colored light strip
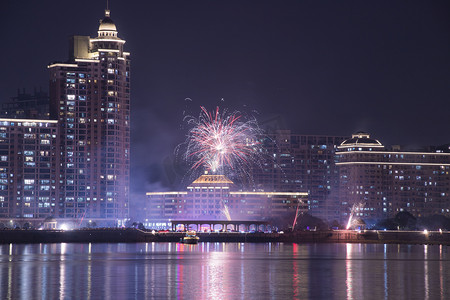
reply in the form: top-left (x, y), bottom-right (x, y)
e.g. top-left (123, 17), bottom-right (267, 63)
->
top-left (146, 192), bottom-right (188, 196)
top-left (75, 59), bottom-right (100, 63)
top-left (0, 118), bottom-right (58, 123)
top-left (230, 192), bottom-right (308, 196)
top-left (336, 162), bottom-right (450, 166)
top-left (48, 63), bottom-right (78, 68)
top-left (337, 150), bottom-right (450, 156)
top-left (90, 38), bottom-right (126, 43)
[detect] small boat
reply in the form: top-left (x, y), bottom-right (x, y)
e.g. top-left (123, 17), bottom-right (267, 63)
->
top-left (182, 231), bottom-right (200, 244)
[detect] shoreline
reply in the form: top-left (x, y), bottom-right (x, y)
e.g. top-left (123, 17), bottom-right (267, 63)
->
top-left (1, 228), bottom-right (449, 245)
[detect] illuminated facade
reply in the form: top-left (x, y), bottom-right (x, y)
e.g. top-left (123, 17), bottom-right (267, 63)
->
top-left (47, 9), bottom-right (130, 222)
top-left (146, 174), bottom-right (308, 225)
top-left (337, 132), bottom-right (450, 224)
top-left (0, 119), bottom-right (59, 220)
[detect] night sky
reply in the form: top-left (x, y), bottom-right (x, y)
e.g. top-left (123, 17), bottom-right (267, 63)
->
top-left (1, 1), bottom-right (450, 194)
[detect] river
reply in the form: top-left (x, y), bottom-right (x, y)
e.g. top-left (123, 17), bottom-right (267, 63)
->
top-left (0, 242), bottom-right (448, 299)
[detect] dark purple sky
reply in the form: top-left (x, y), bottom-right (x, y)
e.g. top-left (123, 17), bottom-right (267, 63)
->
top-left (1, 0), bottom-right (450, 192)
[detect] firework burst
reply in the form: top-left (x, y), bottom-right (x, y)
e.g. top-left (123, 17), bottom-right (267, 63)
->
top-left (181, 106), bottom-right (265, 175)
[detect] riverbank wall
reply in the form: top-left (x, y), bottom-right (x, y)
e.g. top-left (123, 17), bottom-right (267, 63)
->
top-left (0, 228), bottom-right (152, 244)
top-left (1, 229), bottom-right (450, 245)
top-left (279, 230), bottom-right (450, 245)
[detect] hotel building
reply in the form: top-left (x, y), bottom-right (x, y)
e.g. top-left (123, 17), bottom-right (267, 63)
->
top-left (146, 174), bottom-right (308, 226)
top-left (336, 132), bottom-right (450, 224)
top-left (47, 9), bottom-right (131, 223)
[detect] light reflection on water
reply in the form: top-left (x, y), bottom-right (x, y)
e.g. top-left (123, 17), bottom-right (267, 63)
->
top-left (0, 242), bottom-right (449, 299)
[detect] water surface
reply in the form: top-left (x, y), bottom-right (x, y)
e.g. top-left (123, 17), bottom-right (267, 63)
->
top-left (0, 243), bottom-right (448, 299)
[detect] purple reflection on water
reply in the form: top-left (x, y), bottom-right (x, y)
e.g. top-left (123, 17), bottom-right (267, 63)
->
top-left (0, 243), bottom-right (449, 299)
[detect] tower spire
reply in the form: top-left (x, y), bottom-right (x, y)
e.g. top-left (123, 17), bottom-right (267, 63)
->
top-left (105, 0), bottom-right (110, 17)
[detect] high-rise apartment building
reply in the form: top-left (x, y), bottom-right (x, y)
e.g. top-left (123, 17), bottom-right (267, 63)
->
top-left (0, 119), bottom-right (59, 221)
top-left (0, 88), bottom-right (49, 119)
top-left (48, 9), bottom-right (130, 223)
top-left (250, 130), bottom-right (347, 223)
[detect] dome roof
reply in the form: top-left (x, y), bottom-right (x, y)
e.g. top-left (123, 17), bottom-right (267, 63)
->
top-left (192, 175), bottom-right (234, 185)
top-left (98, 10), bottom-right (117, 32)
top-left (339, 132), bottom-right (384, 149)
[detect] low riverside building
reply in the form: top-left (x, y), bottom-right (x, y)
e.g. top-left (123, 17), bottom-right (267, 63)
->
top-left (336, 132), bottom-right (450, 224)
top-left (145, 174), bottom-right (308, 225)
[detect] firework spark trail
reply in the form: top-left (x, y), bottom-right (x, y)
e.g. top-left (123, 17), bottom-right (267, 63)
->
top-left (222, 204), bottom-right (232, 221)
top-left (346, 203), bottom-right (365, 229)
top-left (183, 106), bottom-right (264, 174)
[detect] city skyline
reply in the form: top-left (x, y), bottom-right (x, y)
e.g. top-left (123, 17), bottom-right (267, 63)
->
top-left (1, 3), bottom-right (449, 299)
top-left (1, 1), bottom-right (450, 195)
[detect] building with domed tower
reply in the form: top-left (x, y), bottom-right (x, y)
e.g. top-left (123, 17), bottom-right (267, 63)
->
top-left (48, 8), bottom-right (130, 224)
top-left (145, 174), bottom-right (308, 228)
top-left (336, 132), bottom-right (450, 225)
